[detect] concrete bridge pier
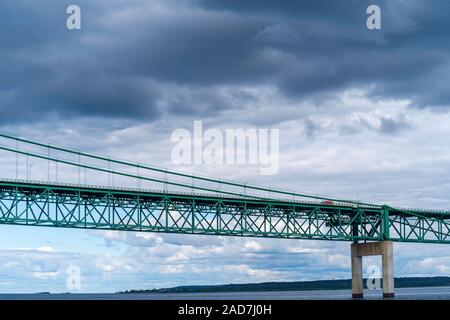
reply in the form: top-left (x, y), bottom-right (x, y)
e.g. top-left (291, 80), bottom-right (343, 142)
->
top-left (351, 240), bottom-right (394, 298)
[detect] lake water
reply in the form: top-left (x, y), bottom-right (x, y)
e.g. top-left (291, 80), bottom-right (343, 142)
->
top-left (1, 286), bottom-right (450, 300)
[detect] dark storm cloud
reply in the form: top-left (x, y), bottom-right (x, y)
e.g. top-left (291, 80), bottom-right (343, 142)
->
top-left (195, 0), bottom-right (369, 20)
top-left (0, 0), bottom-right (162, 123)
top-left (1, 0), bottom-right (450, 124)
top-left (192, 0), bottom-right (450, 104)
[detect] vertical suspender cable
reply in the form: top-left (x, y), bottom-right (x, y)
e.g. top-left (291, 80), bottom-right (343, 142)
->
top-left (47, 145), bottom-right (50, 182)
top-left (16, 138), bottom-right (18, 180)
top-left (78, 152), bottom-right (81, 185)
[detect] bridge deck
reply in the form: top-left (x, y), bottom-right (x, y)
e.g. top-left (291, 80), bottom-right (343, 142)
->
top-left (0, 178), bottom-right (381, 209)
top-left (1, 179), bottom-right (450, 243)
top-left (1, 179), bottom-right (448, 217)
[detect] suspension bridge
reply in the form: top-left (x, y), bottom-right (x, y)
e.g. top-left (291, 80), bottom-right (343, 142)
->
top-left (0, 132), bottom-right (449, 298)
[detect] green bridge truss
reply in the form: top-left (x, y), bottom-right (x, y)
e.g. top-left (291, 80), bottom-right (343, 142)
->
top-left (0, 132), bottom-right (450, 244)
top-left (1, 180), bottom-right (450, 244)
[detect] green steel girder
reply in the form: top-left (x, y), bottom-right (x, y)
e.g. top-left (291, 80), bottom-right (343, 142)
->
top-left (0, 180), bottom-right (450, 243)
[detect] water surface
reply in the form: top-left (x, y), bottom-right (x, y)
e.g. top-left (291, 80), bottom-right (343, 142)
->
top-left (1, 286), bottom-right (450, 300)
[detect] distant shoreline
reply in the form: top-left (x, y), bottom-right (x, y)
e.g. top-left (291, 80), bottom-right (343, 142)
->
top-left (118, 276), bottom-right (450, 294)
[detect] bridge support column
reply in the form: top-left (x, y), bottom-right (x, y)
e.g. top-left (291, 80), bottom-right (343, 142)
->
top-left (351, 246), bottom-right (363, 298)
top-left (381, 241), bottom-right (394, 297)
top-left (351, 241), bottom-right (394, 298)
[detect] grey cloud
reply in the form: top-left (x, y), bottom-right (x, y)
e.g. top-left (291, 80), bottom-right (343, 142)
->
top-left (303, 118), bottom-right (319, 139)
top-left (338, 114), bottom-right (411, 136)
top-left (378, 115), bottom-right (410, 134)
top-left (185, 0), bottom-right (450, 107)
top-left (2, 0), bottom-right (450, 126)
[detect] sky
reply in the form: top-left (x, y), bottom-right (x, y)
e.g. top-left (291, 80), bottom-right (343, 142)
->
top-left (1, 0), bottom-right (450, 293)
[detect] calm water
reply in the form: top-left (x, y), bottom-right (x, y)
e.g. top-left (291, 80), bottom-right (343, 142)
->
top-left (1, 287), bottom-right (450, 300)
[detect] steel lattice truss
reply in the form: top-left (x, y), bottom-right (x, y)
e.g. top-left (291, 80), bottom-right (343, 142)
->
top-left (1, 180), bottom-right (450, 243)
